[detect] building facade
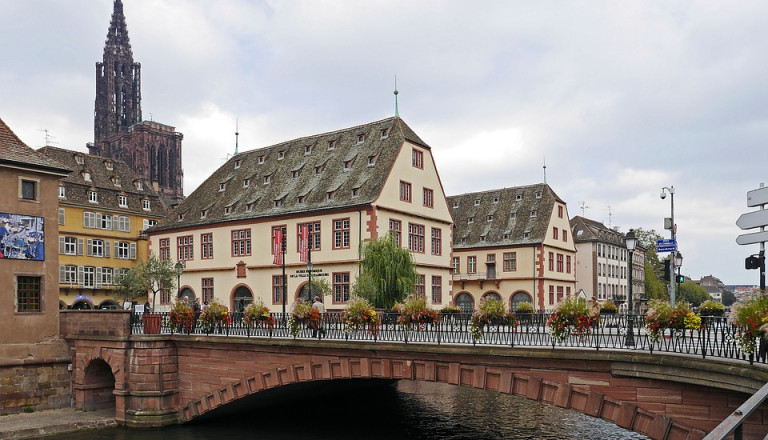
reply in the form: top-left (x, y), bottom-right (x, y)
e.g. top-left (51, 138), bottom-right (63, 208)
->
top-left (447, 184), bottom-right (576, 312)
top-left (0, 118), bottom-right (72, 412)
top-left (89, 0), bottom-right (184, 204)
top-left (147, 117), bottom-right (453, 312)
top-left (39, 147), bottom-right (168, 309)
top-left (570, 216), bottom-right (646, 312)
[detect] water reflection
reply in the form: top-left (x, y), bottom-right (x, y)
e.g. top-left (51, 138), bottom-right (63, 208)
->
top-left (49, 381), bottom-right (647, 440)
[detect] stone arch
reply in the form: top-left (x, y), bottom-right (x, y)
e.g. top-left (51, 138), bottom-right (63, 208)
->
top-left (481, 291), bottom-right (501, 302)
top-left (296, 281), bottom-right (314, 303)
top-left (178, 356), bottom-right (702, 439)
top-left (179, 287), bottom-right (195, 306)
top-left (230, 284), bottom-right (253, 313)
top-left (454, 292), bottom-right (475, 313)
top-left (81, 358), bottom-right (116, 410)
top-left (98, 299), bottom-right (120, 310)
top-left (509, 291), bottom-right (532, 311)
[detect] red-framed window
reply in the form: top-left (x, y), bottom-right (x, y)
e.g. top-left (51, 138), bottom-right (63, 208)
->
top-left (423, 188), bottom-right (433, 208)
top-left (431, 227), bottom-right (441, 255)
top-left (431, 276), bottom-right (442, 304)
top-left (557, 286), bottom-right (564, 303)
top-left (177, 235), bottom-right (193, 261)
top-left (557, 253), bottom-right (564, 272)
top-left (408, 223), bottom-right (425, 253)
top-left (415, 274), bottom-right (425, 296)
top-left (553, 227), bottom-right (559, 240)
top-left (389, 219), bottom-right (402, 247)
top-left (201, 233), bottom-right (213, 259)
top-left (232, 229), bottom-right (251, 257)
top-left (558, 205), bottom-right (564, 218)
top-left (566, 286), bottom-right (572, 299)
top-left (563, 230), bottom-right (568, 242)
top-left (160, 281), bottom-right (171, 305)
top-left (272, 275), bottom-right (283, 304)
top-left (399, 181), bottom-right (412, 202)
top-left (548, 252), bottom-right (554, 271)
top-left (333, 272), bottom-right (350, 303)
top-left (271, 225), bottom-right (286, 255)
top-left (566, 255), bottom-right (572, 274)
top-left (297, 221), bottom-right (321, 251)
top-left (503, 252), bottom-right (517, 271)
top-left (159, 238), bottom-right (170, 261)
top-left (333, 218), bottom-right (350, 249)
top-left (412, 149), bottom-right (423, 169)
top-left (549, 285), bottom-right (555, 305)
top-left (202, 278), bottom-right (214, 304)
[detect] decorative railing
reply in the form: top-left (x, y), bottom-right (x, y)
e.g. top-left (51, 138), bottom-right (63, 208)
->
top-left (130, 312), bottom-right (768, 366)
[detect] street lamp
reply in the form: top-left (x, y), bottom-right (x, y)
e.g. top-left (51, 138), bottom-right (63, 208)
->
top-left (174, 261), bottom-right (184, 300)
top-left (675, 251), bottom-right (683, 293)
top-left (625, 229), bottom-right (637, 347)
top-left (660, 186), bottom-right (676, 304)
top-left (307, 260), bottom-right (313, 302)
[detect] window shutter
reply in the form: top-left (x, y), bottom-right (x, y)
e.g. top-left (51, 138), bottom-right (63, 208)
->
top-left (59, 237), bottom-right (65, 254)
top-left (83, 212), bottom-right (88, 228)
top-left (77, 238), bottom-right (84, 256)
top-left (113, 215), bottom-right (118, 230)
top-left (104, 241), bottom-right (110, 258)
top-left (114, 241), bottom-right (118, 258)
top-left (77, 266), bottom-right (84, 287)
top-left (125, 217), bottom-right (131, 232)
top-left (95, 267), bottom-right (103, 288)
top-left (130, 243), bottom-right (136, 259)
top-left (59, 265), bottom-right (65, 283)
top-left (86, 239), bottom-right (93, 257)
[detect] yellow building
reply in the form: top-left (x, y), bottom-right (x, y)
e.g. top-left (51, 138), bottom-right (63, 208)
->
top-left (39, 147), bottom-right (168, 309)
top-left (148, 117), bottom-right (453, 312)
top-left (447, 184), bottom-right (576, 312)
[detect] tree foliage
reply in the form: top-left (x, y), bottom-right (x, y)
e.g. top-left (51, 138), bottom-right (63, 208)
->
top-left (677, 280), bottom-right (711, 307)
top-left (721, 289), bottom-right (736, 307)
top-left (633, 228), bottom-right (669, 301)
top-left (353, 233), bottom-right (417, 310)
top-left (114, 254), bottom-right (178, 312)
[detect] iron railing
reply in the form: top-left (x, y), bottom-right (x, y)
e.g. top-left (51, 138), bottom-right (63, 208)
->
top-left (131, 312), bottom-right (767, 366)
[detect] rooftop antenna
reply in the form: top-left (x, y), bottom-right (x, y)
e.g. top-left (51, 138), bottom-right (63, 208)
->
top-left (542, 156), bottom-right (547, 184)
top-left (579, 201), bottom-right (590, 216)
top-left (607, 205), bottom-right (613, 227)
top-left (394, 75), bottom-right (399, 118)
top-left (234, 118), bottom-right (239, 155)
top-left (38, 129), bottom-right (57, 147)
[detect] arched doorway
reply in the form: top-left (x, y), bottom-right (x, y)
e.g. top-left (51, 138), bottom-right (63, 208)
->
top-left (82, 359), bottom-right (115, 410)
top-left (510, 291), bottom-right (532, 311)
top-left (98, 300), bottom-right (120, 310)
top-left (71, 301), bottom-right (93, 310)
top-left (455, 292), bottom-right (475, 313)
top-left (233, 286), bottom-right (253, 314)
top-left (482, 292), bottom-right (501, 302)
top-left (179, 288), bottom-right (195, 307)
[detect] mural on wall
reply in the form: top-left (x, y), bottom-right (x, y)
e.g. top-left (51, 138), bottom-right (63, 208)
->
top-left (0, 212), bottom-right (44, 260)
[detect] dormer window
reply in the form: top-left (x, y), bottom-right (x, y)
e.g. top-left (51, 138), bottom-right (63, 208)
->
top-left (305, 145), bottom-right (312, 155)
top-left (88, 190), bottom-right (98, 204)
top-left (343, 160), bottom-right (352, 171)
top-left (530, 210), bottom-right (537, 218)
top-left (234, 159), bottom-right (241, 169)
top-left (474, 199), bottom-right (480, 206)
top-left (264, 175), bottom-right (271, 185)
top-left (487, 215), bottom-right (493, 222)
top-left (274, 199), bottom-right (283, 208)
top-left (452, 201), bottom-right (459, 208)
top-left (535, 191), bottom-right (542, 199)
top-left (367, 155), bottom-right (376, 166)
top-left (510, 212), bottom-right (516, 219)
top-left (516, 194), bottom-right (522, 201)
top-left (177, 213), bottom-right (184, 221)
top-left (142, 199), bottom-right (151, 211)
top-left (381, 128), bottom-right (389, 139)
top-left (104, 160), bottom-right (113, 171)
top-left (243, 178), bottom-right (250, 188)
top-left (480, 235), bottom-right (486, 242)
top-left (327, 191), bottom-right (336, 201)
top-left (246, 203), bottom-right (254, 212)
top-left (356, 134), bottom-right (365, 144)
top-left (328, 140), bottom-right (336, 150)
top-left (524, 232), bottom-right (531, 239)
top-left (135, 181), bottom-right (143, 191)
top-left (58, 186), bottom-right (66, 199)
top-left (315, 165), bottom-right (323, 175)
top-left (493, 197), bottom-right (499, 204)
top-left (351, 188), bottom-right (360, 198)
top-left (83, 171), bottom-right (91, 182)
top-left (118, 195), bottom-right (128, 207)
top-left (113, 177), bottom-right (121, 187)
top-left (219, 183), bottom-right (226, 192)
top-left (258, 155), bottom-right (265, 165)
top-left (74, 154), bottom-right (84, 165)
top-left (292, 170), bottom-right (300, 179)
top-left (201, 209), bottom-right (208, 219)
top-left (297, 195), bottom-right (305, 204)
top-left (503, 233), bottom-right (510, 240)
top-left (224, 206), bottom-right (232, 215)
top-left (277, 150), bottom-right (285, 160)
top-left (468, 217), bottom-right (474, 224)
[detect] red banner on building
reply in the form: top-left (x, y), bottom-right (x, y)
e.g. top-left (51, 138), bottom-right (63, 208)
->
top-left (273, 229), bottom-right (283, 265)
top-left (299, 224), bottom-right (309, 262)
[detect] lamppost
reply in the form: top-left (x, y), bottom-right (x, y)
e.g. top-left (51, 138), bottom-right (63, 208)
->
top-left (660, 186), bottom-right (676, 304)
top-left (174, 261), bottom-right (184, 302)
top-left (625, 229), bottom-right (637, 347)
top-left (675, 251), bottom-right (683, 294)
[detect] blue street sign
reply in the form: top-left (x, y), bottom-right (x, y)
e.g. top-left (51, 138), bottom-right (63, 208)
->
top-left (656, 239), bottom-right (677, 253)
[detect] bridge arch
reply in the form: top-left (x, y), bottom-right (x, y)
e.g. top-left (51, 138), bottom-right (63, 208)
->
top-left (81, 358), bottom-right (116, 410)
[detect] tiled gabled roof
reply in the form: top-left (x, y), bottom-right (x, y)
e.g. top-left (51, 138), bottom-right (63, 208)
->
top-left (38, 146), bottom-right (166, 217)
top-left (570, 216), bottom-right (624, 245)
top-left (151, 117), bottom-right (427, 232)
top-left (0, 118), bottom-right (72, 174)
top-left (448, 183), bottom-right (563, 249)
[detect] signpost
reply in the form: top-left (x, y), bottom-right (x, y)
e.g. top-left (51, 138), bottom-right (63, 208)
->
top-left (656, 239), bottom-right (677, 253)
top-left (737, 185), bottom-right (768, 292)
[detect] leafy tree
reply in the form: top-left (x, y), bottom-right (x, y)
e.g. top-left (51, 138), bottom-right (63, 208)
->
top-left (114, 254), bottom-right (178, 312)
top-left (722, 289), bottom-right (736, 307)
top-left (634, 228), bottom-right (669, 301)
top-left (353, 233), bottom-right (417, 310)
top-left (304, 278), bottom-right (331, 300)
top-left (677, 281), bottom-right (710, 307)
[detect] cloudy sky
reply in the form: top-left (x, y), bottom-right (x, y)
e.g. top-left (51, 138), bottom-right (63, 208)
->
top-left (2, 1), bottom-right (767, 285)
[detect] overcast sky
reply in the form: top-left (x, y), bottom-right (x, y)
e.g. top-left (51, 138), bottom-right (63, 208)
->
top-left (2, 1), bottom-right (767, 285)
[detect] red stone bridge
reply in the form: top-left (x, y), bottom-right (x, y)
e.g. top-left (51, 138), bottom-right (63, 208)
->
top-left (59, 311), bottom-right (768, 440)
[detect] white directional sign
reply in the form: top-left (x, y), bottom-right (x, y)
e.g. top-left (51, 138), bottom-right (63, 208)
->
top-left (736, 209), bottom-right (768, 230)
top-left (737, 231), bottom-right (768, 245)
top-left (748, 186), bottom-right (768, 207)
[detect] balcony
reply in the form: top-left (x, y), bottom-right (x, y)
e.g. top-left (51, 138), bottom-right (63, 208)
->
top-left (452, 272), bottom-right (499, 290)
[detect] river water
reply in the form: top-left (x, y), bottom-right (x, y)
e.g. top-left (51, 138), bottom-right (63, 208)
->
top-left (47, 381), bottom-right (647, 440)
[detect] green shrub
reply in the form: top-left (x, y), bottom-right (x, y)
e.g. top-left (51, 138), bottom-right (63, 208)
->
top-left (515, 301), bottom-right (534, 313)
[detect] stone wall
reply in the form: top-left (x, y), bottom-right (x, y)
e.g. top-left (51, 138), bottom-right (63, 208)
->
top-left (0, 359), bottom-right (71, 414)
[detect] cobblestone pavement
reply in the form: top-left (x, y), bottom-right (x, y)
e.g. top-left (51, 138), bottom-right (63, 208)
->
top-left (0, 408), bottom-right (116, 439)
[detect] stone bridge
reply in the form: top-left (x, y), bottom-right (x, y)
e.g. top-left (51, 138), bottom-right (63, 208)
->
top-left (60, 311), bottom-right (768, 440)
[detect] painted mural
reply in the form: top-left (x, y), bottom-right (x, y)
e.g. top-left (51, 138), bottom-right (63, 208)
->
top-left (0, 212), bottom-right (44, 260)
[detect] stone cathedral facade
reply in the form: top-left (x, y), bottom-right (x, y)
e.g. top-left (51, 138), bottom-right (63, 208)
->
top-left (88, 0), bottom-right (184, 206)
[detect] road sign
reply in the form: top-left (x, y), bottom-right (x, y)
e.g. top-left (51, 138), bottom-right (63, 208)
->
top-left (748, 186), bottom-right (768, 207)
top-left (656, 239), bottom-right (677, 253)
top-left (736, 230), bottom-right (768, 245)
top-left (736, 209), bottom-right (768, 230)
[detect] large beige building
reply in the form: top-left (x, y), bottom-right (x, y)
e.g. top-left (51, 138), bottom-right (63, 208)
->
top-left (0, 118), bottom-right (72, 412)
top-left (147, 117), bottom-right (453, 312)
top-left (447, 184), bottom-right (576, 312)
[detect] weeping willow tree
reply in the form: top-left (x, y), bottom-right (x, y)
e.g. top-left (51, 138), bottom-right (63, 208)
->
top-left (352, 233), bottom-right (417, 310)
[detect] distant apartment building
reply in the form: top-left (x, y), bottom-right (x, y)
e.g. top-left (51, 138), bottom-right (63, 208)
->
top-left (694, 275), bottom-right (724, 303)
top-left (570, 216), bottom-right (646, 312)
top-left (39, 147), bottom-right (168, 309)
top-left (447, 184), bottom-right (576, 312)
top-left (146, 117), bottom-right (453, 312)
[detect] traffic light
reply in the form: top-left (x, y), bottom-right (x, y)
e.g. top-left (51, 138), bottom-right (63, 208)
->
top-left (662, 259), bottom-right (671, 281)
top-left (676, 274), bottom-right (685, 283)
top-left (746, 255), bottom-right (760, 270)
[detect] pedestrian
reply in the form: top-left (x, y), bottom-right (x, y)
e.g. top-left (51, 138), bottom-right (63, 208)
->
top-left (193, 298), bottom-right (202, 331)
top-left (312, 296), bottom-right (326, 338)
top-left (143, 300), bottom-right (150, 314)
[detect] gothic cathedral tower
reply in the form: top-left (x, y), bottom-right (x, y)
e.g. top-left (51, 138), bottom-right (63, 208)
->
top-left (90, 0), bottom-right (184, 205)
